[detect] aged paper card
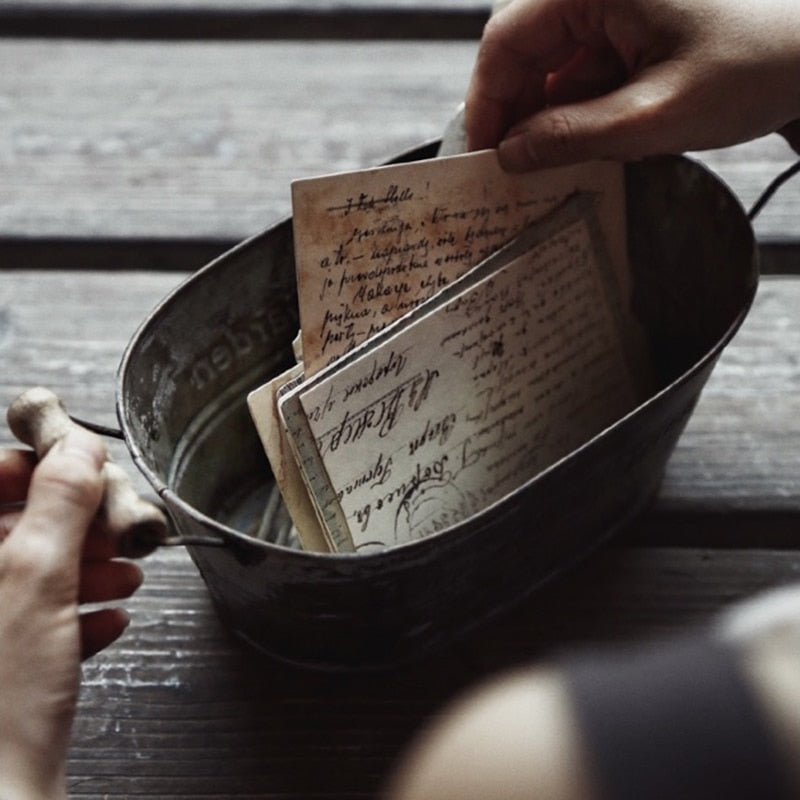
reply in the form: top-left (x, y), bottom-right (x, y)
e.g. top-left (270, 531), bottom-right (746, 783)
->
top-left (291, 150), bottom-right (628, 376)
top-left (247, 366), bottom-right (331, 552)
top-left (279, 193), bottom-right (643, 552)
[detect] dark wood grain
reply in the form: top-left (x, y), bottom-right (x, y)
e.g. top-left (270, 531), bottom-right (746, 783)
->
top-left (0, 4), bottom-right (490, 40)
top-left (0, 41), bottom-right (475, 239)
top-left (64, 543), bottom-right (799, 799)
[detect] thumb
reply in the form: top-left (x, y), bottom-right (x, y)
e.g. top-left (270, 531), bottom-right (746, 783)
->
top-left (8, 428), bottom-right (107, 567)
top-left (497, 76), bottom-right (682, 170)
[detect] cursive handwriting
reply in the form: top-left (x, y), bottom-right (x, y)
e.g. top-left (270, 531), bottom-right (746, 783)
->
top-left (292, 151), bottom-right (626, 376)
top-left (291, 193), bottom-right (642, 550)
top-left (315, 367), bottom-right (440, 458)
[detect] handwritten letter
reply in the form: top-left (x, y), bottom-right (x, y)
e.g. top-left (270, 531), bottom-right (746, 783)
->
top-left (279, 194), bottom-right (643, 552)
top-left (291, 150), bottom-right (628, 376)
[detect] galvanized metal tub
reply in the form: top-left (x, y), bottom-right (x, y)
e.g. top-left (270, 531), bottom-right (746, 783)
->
top-left (117, 146), bottom-right (758, 670)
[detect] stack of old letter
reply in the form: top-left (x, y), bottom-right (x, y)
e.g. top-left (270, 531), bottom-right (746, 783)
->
top-left (247, 149), bottom-right (651, 553)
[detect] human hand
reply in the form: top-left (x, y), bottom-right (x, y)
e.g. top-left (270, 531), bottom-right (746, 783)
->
top-left (465, 0), bottom-right (800, 170)
top-left (0, 430), bottom-right (143, 800)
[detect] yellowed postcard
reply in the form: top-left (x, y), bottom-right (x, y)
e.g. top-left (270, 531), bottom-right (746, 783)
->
top-left (279, 193), bottom-right (645, 551)
top-left (247, 365), bottom-right (330, 552)
top-left (291, 150), bottom-right (627, 376)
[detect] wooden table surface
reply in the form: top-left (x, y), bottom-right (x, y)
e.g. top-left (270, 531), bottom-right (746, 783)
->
top-left (2, 4), bottom-right (800, 797)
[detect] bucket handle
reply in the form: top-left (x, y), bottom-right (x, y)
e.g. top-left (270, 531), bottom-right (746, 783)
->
top-left (69, 415), bottom-right (124, 439)
top-left (67, 416), bottom-right (228, 551)
top-left (748, 157), bottom-right (800, 220)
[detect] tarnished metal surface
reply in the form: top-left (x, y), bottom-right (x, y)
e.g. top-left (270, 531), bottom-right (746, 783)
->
top-left (117, 145), bottom-right (758, 670)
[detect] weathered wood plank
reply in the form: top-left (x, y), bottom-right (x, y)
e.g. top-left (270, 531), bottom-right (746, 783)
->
top-left (0, 40), bottom-right (475, 238)
top-left (64, 543), bottom-right (799, 798)
top-left (2, 270), bottom-right (800, 541)
top-left (658, 277), bottom-right (800, 507)
top-left (2, 41), bottom-right (799, 243)
top-left (0, 270), bottom-right (187, 462)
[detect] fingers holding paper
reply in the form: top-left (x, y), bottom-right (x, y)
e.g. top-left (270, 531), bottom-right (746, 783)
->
top-left (465, 0), bottom-right (800, 170)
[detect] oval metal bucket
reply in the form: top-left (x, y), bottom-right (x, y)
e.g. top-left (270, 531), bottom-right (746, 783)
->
top-left (117, 146), bottom-right (758, 670)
